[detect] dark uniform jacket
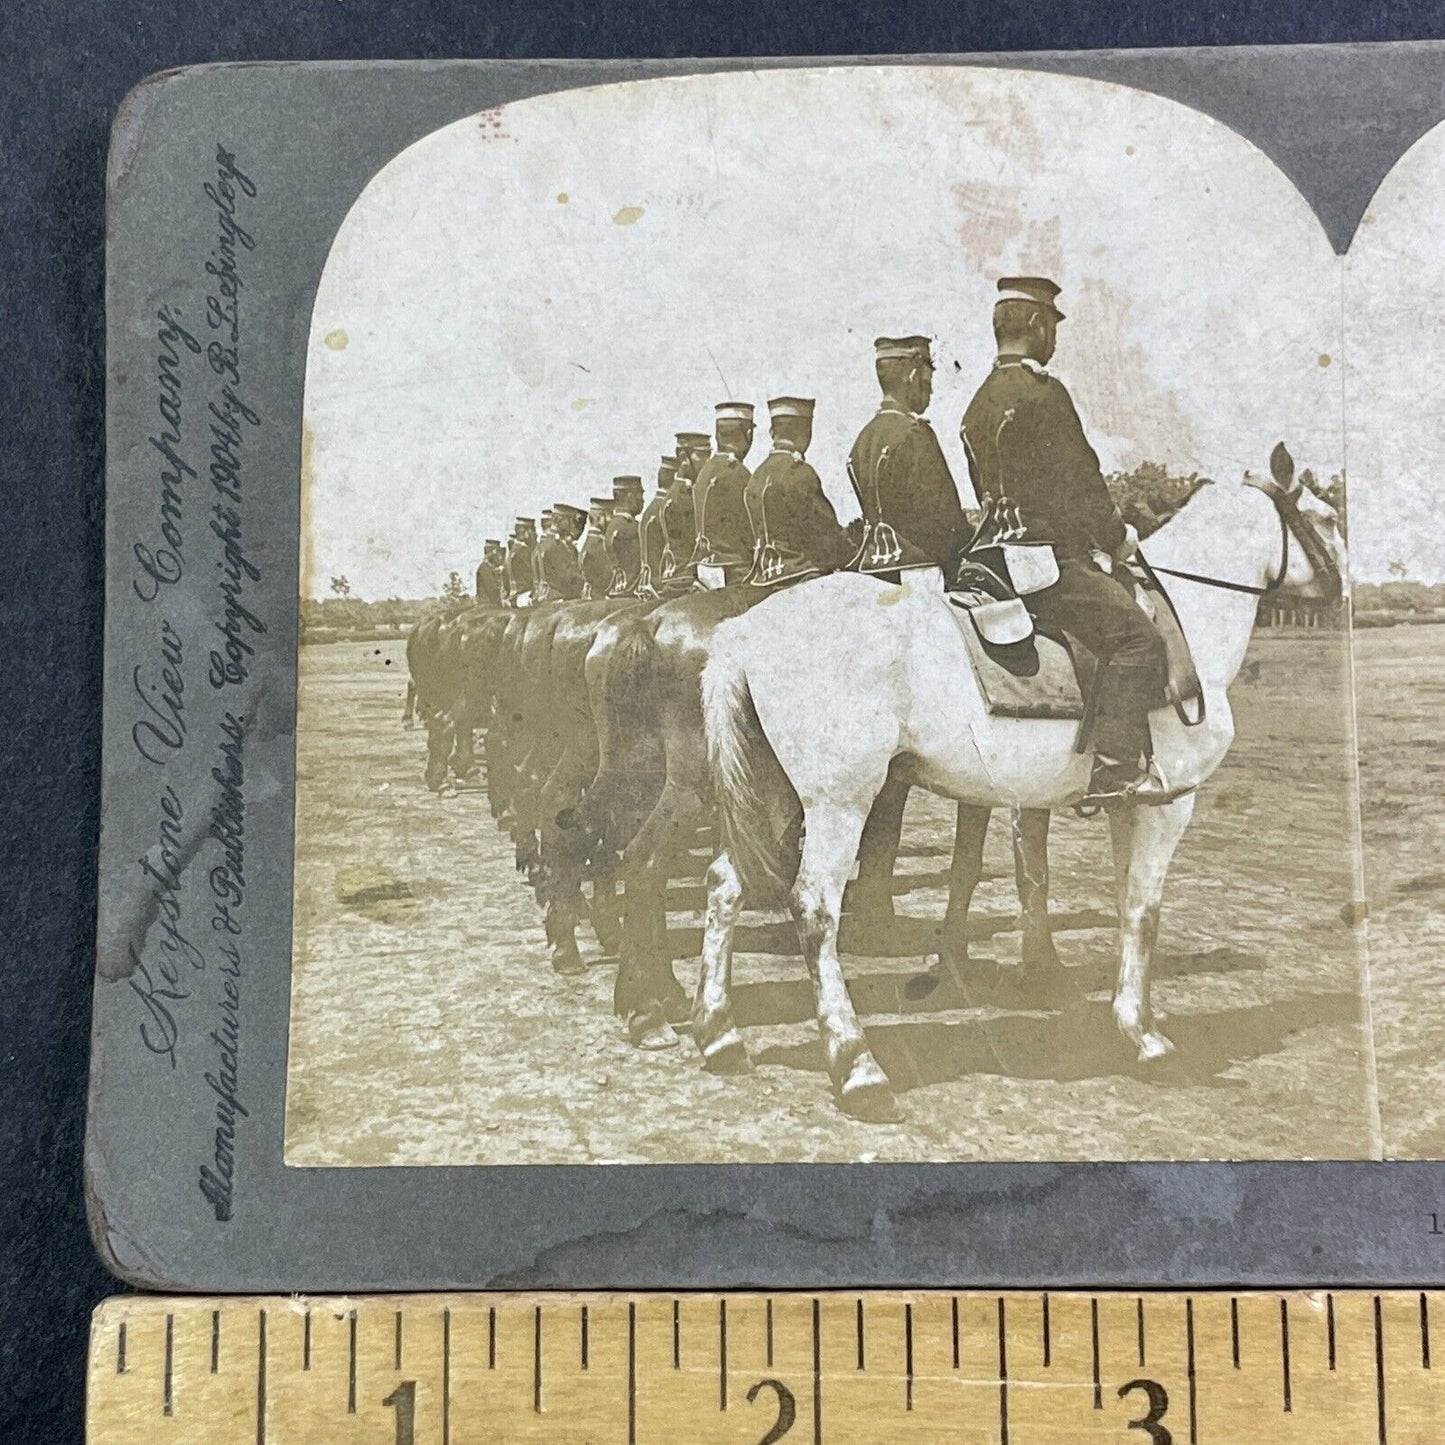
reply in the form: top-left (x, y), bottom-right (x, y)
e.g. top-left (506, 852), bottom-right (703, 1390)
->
top-left (475, 558), bottom-right (505, 607)
top-left (743, 446), bottom-right (855, 583)
top-left (577, 528), bottom-right (612, 598)
top-left (504, 540), bottom-right (535, 602)
top-left (959, 358), bottom-right (1126, 559)
top-left (532, 534), bottom-right (585, 602)
top-left (637, 493), bottom-right (669, 587)
top-left (659, 484), bottom-right (696, 580)
top-left (847, 404), bottom-right (970, 568)
top-left (691, 452), bottom-right (753, 568)
top-left (603, 509), bottom-right (642, 594)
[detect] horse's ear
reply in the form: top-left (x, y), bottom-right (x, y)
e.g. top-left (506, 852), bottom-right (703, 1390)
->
top-left (1270, 442), bottom-right (1297, 492)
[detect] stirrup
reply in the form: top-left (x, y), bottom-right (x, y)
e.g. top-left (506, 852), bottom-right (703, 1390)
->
top-left (1074, 758), bottom-right (1192, 817)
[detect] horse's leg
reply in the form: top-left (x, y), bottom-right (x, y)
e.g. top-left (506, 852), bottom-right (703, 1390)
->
top-left (1109, 793), bottom-right (1195, 1061)
top-left (936, 803), bottom-right (991, 973)
top-left (424, 708), bottom-right (456, 793)
top-left (614, 779), bottom-right (700, 1050)
top-left (692, 850), bottom-right (751, 1074)
top-left (537, 741), bottom-right (596, 977)
top-left (793, 800), bottom-right (900, 1122)
top-left (1014, 808), bottom-right (1061, 970)
top-left (403, 679), bottom-right (416, 728)
top-left (843, 763), bottom-right (909, 931)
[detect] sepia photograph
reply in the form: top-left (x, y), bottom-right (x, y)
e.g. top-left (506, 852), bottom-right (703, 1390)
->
top-left (282, 63), bottom-right (1399, 1168)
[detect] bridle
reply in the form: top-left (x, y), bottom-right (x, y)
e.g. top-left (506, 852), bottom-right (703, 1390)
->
top-left (1141, 475), bottom-right (1343, 602)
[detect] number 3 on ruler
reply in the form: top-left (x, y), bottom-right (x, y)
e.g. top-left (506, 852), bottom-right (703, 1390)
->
top-left (1118, 1377), bottom-right (1171, 1443)
top-left (382, 1380), bottom-right (416, 1445)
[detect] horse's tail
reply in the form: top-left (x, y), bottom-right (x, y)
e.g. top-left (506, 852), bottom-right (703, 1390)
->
top-left (701, 625), bottom-right (801, 906)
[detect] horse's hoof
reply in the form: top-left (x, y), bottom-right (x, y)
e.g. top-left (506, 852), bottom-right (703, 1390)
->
top-left (1136, 1031), bottom-right (1176, 1063)
top-left (699, 1029), bottom-right (751, 1074)
top-left (635, 1017), bottom-right (679, 1051)
top-left (837, 1054), bottom-right (902, 1123)
top-left (550, 947), bottom-right (586, 977)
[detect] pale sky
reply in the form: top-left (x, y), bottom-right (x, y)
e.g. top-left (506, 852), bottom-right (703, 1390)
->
top-left (301, 65), bottom-right (1347, 600)
top-left (1345, 120), bottom-right (1445, 583)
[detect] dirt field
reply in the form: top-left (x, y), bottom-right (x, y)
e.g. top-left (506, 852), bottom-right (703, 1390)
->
top-left (285, 628), bottom-right (1403, 1167)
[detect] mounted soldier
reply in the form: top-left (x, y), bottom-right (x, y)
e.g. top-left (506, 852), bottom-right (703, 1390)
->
top-left (847, 335), bottom-right (971, 574)
top-left (959, 276), bottom-right (1169, 806)
top-left (744, 397), bottom-right (855, 584)
top-left (475, 538), bottom-right (507, 607)
top-left (532, 503), bottom-right (588, 603)
top-left (605, 475), bottom-right (645, 596)
top-left (504, 518), bottom-right (538, 608)
top-left (660, 431), bottom-right (710, 584)
top-left (636, 456), bottom-right (675, 597)
top-left (690, 401), bottom-right (756, 587)
top-left (578, 497), bottom-right (615, 599)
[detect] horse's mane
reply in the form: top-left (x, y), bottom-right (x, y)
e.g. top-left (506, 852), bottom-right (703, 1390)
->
top-left (1111, 472), bottom-right (1216, 539)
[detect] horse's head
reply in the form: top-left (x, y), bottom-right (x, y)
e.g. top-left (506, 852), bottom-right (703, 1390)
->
top-left (1261, 443), bottom-right (1347, 603)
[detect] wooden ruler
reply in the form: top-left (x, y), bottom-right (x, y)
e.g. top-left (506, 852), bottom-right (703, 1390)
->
top-left (89, 1291), bottom-right (1441, 1442)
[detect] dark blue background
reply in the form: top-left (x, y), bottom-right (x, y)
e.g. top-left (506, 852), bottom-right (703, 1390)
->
top-left (3, 3), bottom-right (1441, 1439)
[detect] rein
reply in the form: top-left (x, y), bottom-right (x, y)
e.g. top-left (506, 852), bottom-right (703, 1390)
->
top-left (1140, 476), bottom-right (1338, 600)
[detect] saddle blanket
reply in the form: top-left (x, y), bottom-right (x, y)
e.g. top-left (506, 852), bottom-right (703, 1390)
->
top-left (946, 569), bottom-right (1203, 725)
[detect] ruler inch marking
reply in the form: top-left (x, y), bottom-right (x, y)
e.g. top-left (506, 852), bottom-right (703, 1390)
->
top-left (1231, 1295), bottom-right (1241, 1368)
top-left (348, 1308), bottom-right (358, 1414)
top-left (534, 1303), bottom-right (543, 1414)
top-left (951, 1294), bottom-right (960, 1369)
top-left (302, 1307), bottom-right (311, 1372)
top-left (719, 1296), bottom-right (727, 1411)
top-left (672, 1298), bottom-right (680, 1370)
top-left (442, 1306), bottom-right (451, 1445)
top-left (580, 1302), bottom-right (589, 1370)
top-left (1281, 1296), bottom-right (1292, 1412)
top-left (1328, 1292), bottom-right (1337, 1371)
top-left (1375, 1294), bottom-right (1387, 1445)
top-left (256, 1308), bottom-right (267, 1445)
top-left (1091, 1296), bottom-right (1102, 1409)
top-left (1421, 1291), bottom-right (1431, 1370)
top-left (1137, 1295), bottom-right (1146, 1367)
top-left (812, 1297), bottom-right (823, 1445)
top-left (766, 1296), bottom-right (774, 1368)
top-left (1042, 1291), bottom-right (1050, 1367)
top-left (117, 1320), bottom-right (126, 1375)
top-left (628, 1301), bottom-right (637, 1445)
top-left (904, 1301), bottom-right (914, 1412)
top-left (488, 1304), bottom-right (496, 1370)
top-left (998, 1296), bottom-right (1010, 1445)
top-left (1186, 1297), bottom-right (1197, 1445)
top-left (394, 1308), bottom-right (403, 1371)
top-left (211, 1309), bottom-right (220, 1374)
top-left (163, 1313), bottom-right (173, 1417)
top-left (855, 1296), bottom-right (865, 1370)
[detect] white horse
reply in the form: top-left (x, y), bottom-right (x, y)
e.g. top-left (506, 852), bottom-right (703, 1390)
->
top-left (694, 446), bottom-right (1346, 1120)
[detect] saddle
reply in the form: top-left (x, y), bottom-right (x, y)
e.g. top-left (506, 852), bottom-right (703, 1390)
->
top-left (943, 502), bottom-right (1204, 736)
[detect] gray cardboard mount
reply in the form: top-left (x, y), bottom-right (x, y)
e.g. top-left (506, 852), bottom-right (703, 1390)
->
top-left (89, 47), bottom-right (1445, 1292)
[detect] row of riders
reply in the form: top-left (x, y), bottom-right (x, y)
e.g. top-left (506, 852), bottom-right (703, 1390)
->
top-left (406, 276), bottom-right (1347, 1120)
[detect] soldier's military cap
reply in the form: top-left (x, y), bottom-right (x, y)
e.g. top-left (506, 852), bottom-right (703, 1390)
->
top-left (588, 496), bottom-right (614, 511)
top-left (658, 456), bottom-right (678, 484)
top-left (873, 336), bottom-right (933, 363)
top-left (996, 276), bottom-right (1064, 318)
top-left (714, 401), bottom-right (755, 423)
top-left (554, 502), bottom-right (588, 525)
top-left (515, 517), bottom-right (536, 530)
top-left (484, 538), bottom-right (502, 549)
top-left (768, 396), bottom-right (815, 419)
top-left (612, 474), bottom-right (644, 493)
top-left (675, 431), bottom-right (711, 452)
